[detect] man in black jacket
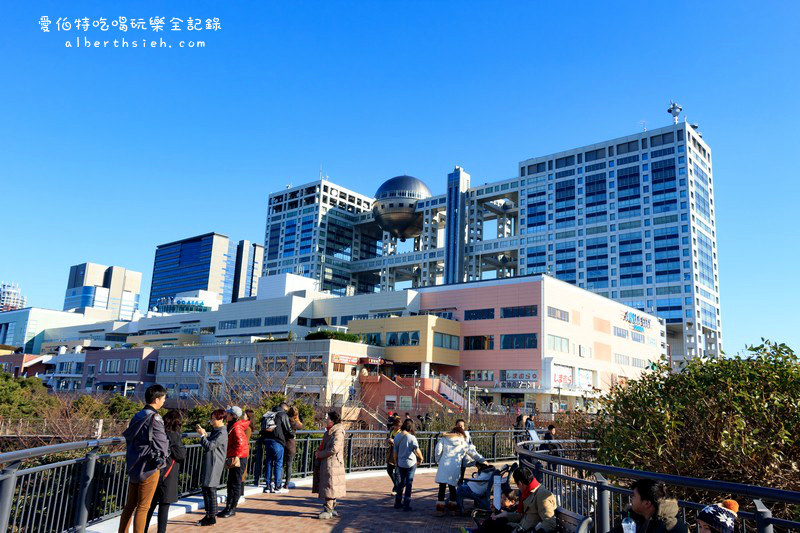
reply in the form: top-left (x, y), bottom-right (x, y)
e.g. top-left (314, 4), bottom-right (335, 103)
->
top-left (608, 479), bottom-right (689, 533)
top-left (262, 402), bottom-right (294, 493)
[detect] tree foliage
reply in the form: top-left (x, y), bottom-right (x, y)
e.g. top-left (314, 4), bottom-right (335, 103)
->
top-left (593, 340), bottom-right (799, 493)
top-left (0, 374), bottom-right (56, 418)
top-left (304, 330), bottom-right (362, 343)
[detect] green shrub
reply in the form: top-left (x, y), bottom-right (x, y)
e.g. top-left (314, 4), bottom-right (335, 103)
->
top-left (593, 339), bottom-right (799, 496)
top-left (304, 330), bottom-right (361, 343)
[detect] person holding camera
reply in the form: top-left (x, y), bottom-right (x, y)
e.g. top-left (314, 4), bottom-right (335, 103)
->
top-left (196, 409), bottom-right (228, 526)
top-left (119, 384), bottom-right (170, 533)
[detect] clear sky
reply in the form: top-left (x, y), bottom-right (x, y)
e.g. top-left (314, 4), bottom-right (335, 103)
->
top-left (2, 1), bottom-right (798, 356)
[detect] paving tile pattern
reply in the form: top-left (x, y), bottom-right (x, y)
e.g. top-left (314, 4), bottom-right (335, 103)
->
top-left (156, 470), bottom-right (482, 532)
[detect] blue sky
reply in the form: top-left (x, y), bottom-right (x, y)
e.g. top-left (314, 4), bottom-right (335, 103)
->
top-left (2, 1), bottom-right (798, 355)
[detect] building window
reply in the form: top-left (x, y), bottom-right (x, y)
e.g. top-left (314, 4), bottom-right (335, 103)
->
top-left (360, 332), bottom-right (383, 346)
top-left (631, 332), bottom-right (645, 343)
top-left (463, 335), bottom-right (494, 350)
top-left (464, 308), bottom-right (495, 321)
top-left (218, 320), bottom-right (237, 330)
top-left (146, 360), bottom-right (157, 375)
top-left (333, 362), bottom-right (345, 372)
top-left (434, 332), bottom-right (459, 350)
top-left (182, 358), bottom-right (201, 373)
top-left (265, 315), bottom-right (289, 326)
top-left (500, 333), bottom-right (537, 350)
top-left (500, 305), bottom-right (537, 318)
top-left (613, 326), bottom-right (628, 339)
top-left (614, 353), bottom-right (631, 366)
top-left (234, 357), bottom-right (256, 372)
top-left (106, 359), bottom-right (120, 373)
top-left (159, 358), bottom-right (177, 373)
top-left (547, 334), bottom-right (570, 353)
top-left (123, 359), bottom-right (139, 374)
top-left (208, 362), bottom-right (224, 376)
top-left (547, 306), bottom-right (570, 322)
top-left (463, 370), bottom-right (495, 381)
top-left (386, 331), bottom-right (420, 346)
top-left (239, 318), bottom-right (262, 328)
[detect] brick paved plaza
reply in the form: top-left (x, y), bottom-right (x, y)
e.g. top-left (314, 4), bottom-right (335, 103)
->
top-left (157, 469), bottom-right (479, 532)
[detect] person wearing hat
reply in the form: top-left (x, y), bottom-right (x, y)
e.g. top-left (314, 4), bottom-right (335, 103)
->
top-left (697, 501), bottom-right (739, 533)
top-left (217, 406), bottom-right (250, 518)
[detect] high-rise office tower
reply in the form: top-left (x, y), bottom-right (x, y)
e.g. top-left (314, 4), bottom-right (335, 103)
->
top-left (262, 111), bottom-right (720, 362)
top-left (148, 233), bottom-right (264, 310)
top-left (64, 263), bottom-right (142, 320)
top-left (0, 282), bottom-right (27, 312)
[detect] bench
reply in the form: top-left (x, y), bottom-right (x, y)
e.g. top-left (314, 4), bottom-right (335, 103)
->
top-left (556, 507), bottom-right (593, 533)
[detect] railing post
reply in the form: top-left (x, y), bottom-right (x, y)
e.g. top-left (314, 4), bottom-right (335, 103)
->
top-left (302, 434), bottom-right (311, 477)
top-left (75, 447), bottom-right (99, 532)
top-left (753, 499), bottom-right (773, 533)
top-left (596, 473), bottom-right (611, 533)
top-left (491, 432), bottom-right (497, 460)
top-left (346, 434), bottom-right (354, 473)
top-left (0, 460), bottom-right (22, 532)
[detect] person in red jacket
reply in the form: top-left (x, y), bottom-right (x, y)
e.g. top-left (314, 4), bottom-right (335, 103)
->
top-left (217, 406), bottom-right (250, 518)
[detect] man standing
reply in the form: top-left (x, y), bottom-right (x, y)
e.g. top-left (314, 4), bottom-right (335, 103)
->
top-left (119, 384), bottom-right (170, 533)
top-left (262, 402), bottom-right (294, 493)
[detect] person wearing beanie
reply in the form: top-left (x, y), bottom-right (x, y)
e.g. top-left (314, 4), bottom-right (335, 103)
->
top-left (608, 479), bottom-right (688, 533)
top-left (697, 500), bottom-right (739, 533)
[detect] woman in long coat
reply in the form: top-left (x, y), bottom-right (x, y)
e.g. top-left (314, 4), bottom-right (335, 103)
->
top-left (434, 425), bottom-right (484, 515)
top-left (312, 410), bottom-right (346, 519)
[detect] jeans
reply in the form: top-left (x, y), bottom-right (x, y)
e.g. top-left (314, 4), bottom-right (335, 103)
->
top-left (394, 465), bottom-right (416, 508)
top-left (118, 470), bottom-right (160, 533)
top-left (264, 439), bottom-right (285, 489)
top-left (456, 483), bottom-right (491, 513)
top-left (201, 486), bottom-right (217, 518)
top-left (226, 465), bottom-right (243, 509)
top-left (144, 483), bottom-right (170, 533)
top-left (387, 464), bottom-right (397, 491)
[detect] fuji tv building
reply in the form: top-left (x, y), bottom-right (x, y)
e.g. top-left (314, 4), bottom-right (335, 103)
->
top-left (263, 115), bottom-right (721, 363)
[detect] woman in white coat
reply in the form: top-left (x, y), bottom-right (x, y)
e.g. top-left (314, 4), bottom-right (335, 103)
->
top-left (434, 425), bottom-right (485, 516)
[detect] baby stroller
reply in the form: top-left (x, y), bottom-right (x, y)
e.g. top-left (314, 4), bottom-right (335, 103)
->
top-left (457, 462), bottom-right (517, 521)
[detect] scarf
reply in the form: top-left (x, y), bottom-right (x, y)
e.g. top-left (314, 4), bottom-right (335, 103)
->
top-left (518, 478), bottom-right (540, 513)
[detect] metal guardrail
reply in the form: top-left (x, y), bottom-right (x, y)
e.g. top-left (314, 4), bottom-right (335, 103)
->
top-left (515, 441), bottom-right (800, 533)
top-left (0, 429), bottom-right (523, 533)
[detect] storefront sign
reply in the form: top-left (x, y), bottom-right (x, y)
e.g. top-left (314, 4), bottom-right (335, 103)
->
top-left (504, 370), bottom-right (538, 381)
top-left (622, 311), bottom-right (651, 332)
top-left (360, 356), bottom-right (387, 365)
top-left (552, 364), bottom-right (574, 385)
top-left (499, 381), bottom-right (538, 389)
top-left (332, 354), bottom-right (359, 365)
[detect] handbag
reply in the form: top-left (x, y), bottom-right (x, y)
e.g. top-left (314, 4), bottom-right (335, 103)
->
top-left (225, 456), bottom-right (241, 469)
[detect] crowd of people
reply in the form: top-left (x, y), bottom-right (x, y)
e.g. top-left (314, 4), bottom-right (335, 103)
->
top-left (117, 386), bottom-right (742, 533)
top-left (117, 384), bottom-right (346, 531)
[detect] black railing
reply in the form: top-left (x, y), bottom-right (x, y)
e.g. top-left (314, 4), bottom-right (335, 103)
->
top-left (0, 429), bottom-right (522, 532)
top-left (516, 442), bottom-right (800, 533)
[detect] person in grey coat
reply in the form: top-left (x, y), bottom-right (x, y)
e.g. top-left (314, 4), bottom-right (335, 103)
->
top-left (195, 409), bottom-right (228, 527)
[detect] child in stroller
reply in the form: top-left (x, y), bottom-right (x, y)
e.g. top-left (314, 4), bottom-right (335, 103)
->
top-left (456, 462), bottom-right (518, 517)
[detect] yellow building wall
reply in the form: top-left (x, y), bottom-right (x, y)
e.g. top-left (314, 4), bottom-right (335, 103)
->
top-left (348, 315), bottom-right (460, 366)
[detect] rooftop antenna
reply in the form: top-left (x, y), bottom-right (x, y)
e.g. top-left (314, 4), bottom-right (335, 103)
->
top-left (640, 120), bottom-right (647, 132)
top-left (667, 101), bottom-right (683, 124)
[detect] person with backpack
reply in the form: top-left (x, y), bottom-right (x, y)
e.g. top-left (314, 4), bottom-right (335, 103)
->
top-left (119, 384), bottom-right (170, 533)
top-left (195, 409), bottom-right (228, 527)
top-left (144, 410), bottom-right (187, 533)
top-left (261, 402), bottom-right (294, 493)
top-left (217, 406), bottom-right (249, 518)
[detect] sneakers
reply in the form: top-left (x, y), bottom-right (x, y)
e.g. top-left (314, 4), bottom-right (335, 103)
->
top-left (332, 510), bottom-right (340, 517)
top-left (263, 483), bottom-right (275, 494)
top-left (318, 511), bottom-right (333, 520)
top-left (435, 502), bottom-right (446, 517)
top-left (276, 487), bottom-right (289, 494)
top-left (197, 516), bottom-right (216, 527)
